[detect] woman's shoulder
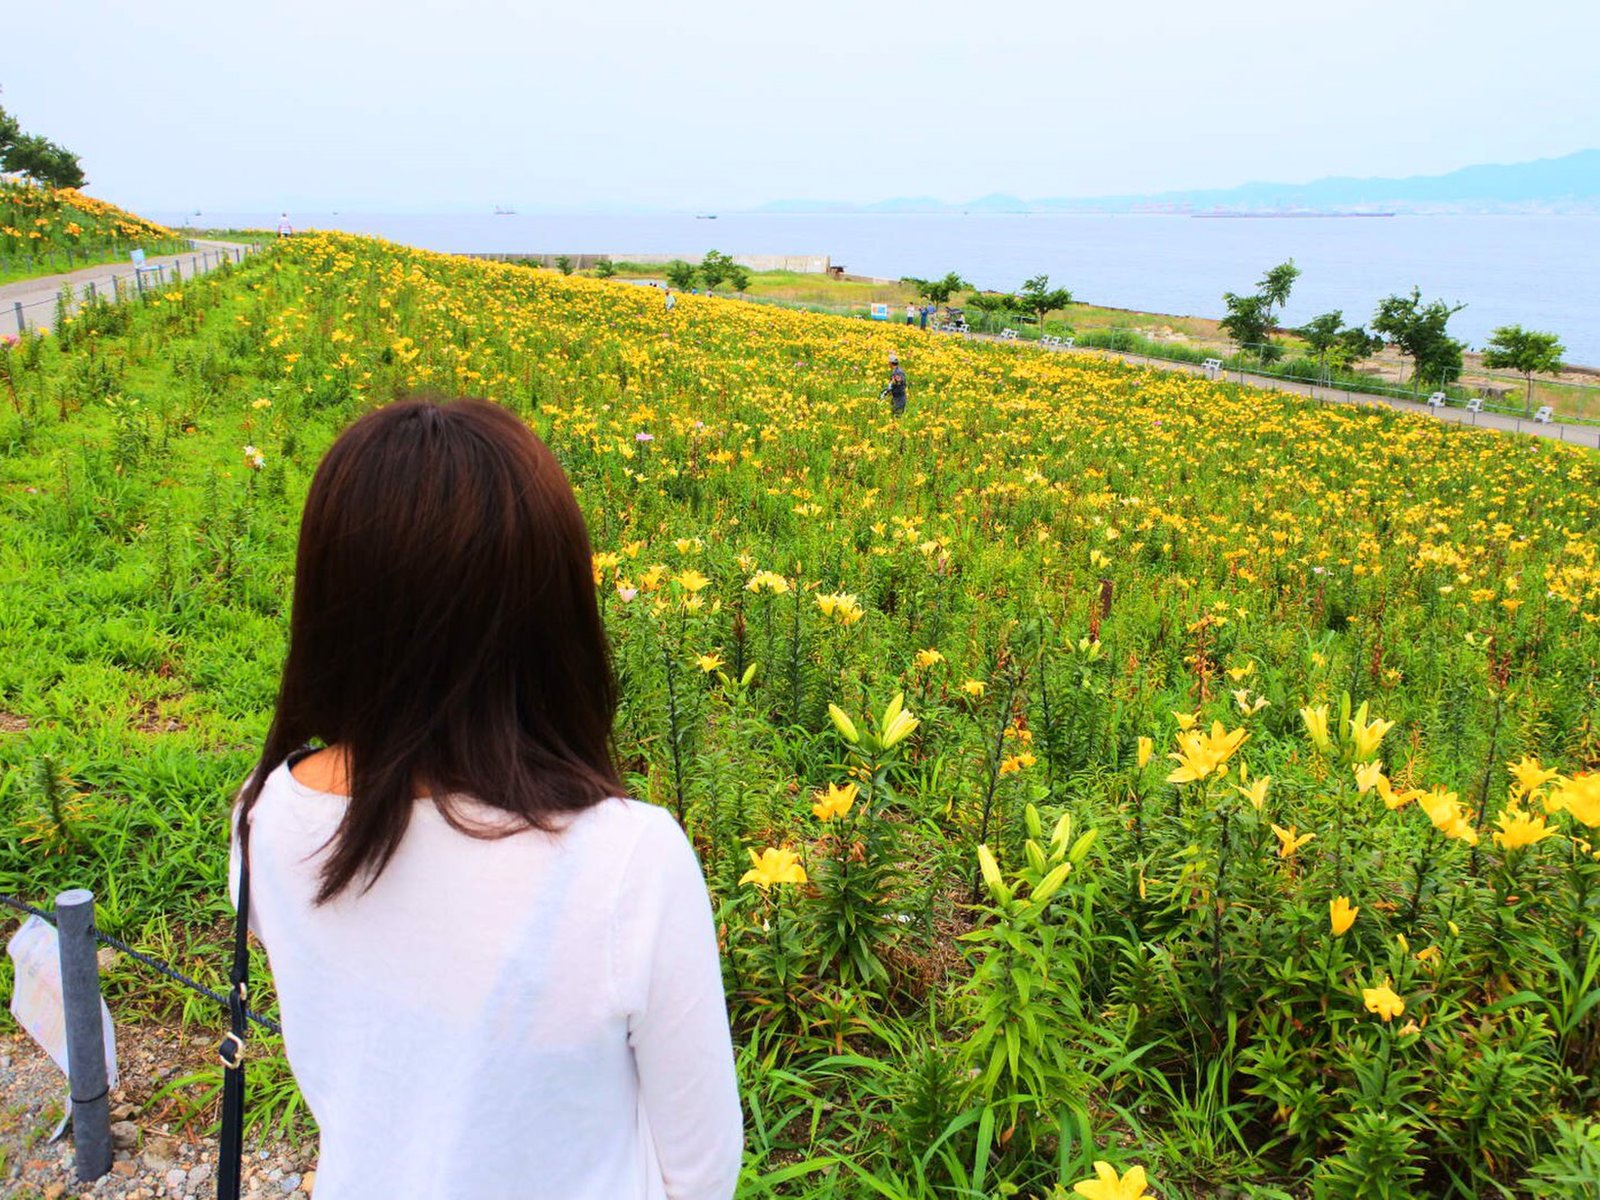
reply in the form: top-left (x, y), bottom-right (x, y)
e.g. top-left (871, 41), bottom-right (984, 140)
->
top-left (578, 796), bottom-right (689, 856)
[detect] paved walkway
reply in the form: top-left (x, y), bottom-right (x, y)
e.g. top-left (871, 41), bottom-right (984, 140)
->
top-left (2, 239), bottom-right (255, 336)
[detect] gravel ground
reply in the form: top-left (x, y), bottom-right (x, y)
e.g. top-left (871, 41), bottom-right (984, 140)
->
top-left (1, 1028), bottom-right (317, 1199)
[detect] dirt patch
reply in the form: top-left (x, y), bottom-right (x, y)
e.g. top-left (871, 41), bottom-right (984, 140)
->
top-left (130, 702), bottom-right (187, 735)
top-left (0, 1026), bottom-right (315, 1199)
top-left (0, 711), bottom-right (29, 733)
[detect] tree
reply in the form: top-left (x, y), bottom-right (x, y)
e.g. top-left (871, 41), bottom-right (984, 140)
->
top-left (966, 290), bottom-right (1017, 332)
top-left (927, 272), bottom-right (967, 306)
top-left (1482, 324), bottom-right (1565, 416)
top-left (1018, 274), bottom-right (1072, 330)
top-left (725, 265), bottom-right (751, 293)
top-left (903, 272), bottom-right (968, 306)
top-left (554, 255), bottom-right (574, 276)
top-left (1220, 292), bottom-right (1279, 360)
top-left (1298, 310), bottom-right (1382, 372)
top-left (0, 98), bottom-right (86, 189)
top-left (1220, 261), bottom-right (1298, 362)
top-left (664, 260), bottom-right (698, 290)
top-left (592, 257), bottom-right (616, 279)
top-left (1258, 259), bottom-right (1300, 321)
top-left (1372, 288), bottom-right (1466, 392)
top-left (699, 249), bottom-right (735, 289)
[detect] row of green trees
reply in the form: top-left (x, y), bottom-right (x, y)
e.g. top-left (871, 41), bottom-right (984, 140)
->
top-left (1222, 260), bottom-right (1567, 410)
top-left (904, 272), bottom-right (1076, 330)
top-left (0, 88), bottom-right (86, 189)
top-left (661, 250), bottom-right (750, 292)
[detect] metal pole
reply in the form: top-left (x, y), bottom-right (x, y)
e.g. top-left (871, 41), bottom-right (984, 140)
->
top-left (13, 301), bottom-right (23, 336)
top-left (55, 889), bottom-right (113, 1183)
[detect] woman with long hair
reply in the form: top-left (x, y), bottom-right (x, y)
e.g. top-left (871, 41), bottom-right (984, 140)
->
top-left (232, 397), bottom-right (742, 1199)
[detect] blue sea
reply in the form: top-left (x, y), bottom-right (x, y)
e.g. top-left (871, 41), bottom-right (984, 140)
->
top-left (158, 211), bottom-right (1600, 364)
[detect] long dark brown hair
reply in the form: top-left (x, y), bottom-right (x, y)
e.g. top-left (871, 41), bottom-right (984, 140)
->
top-left (237, 397), bottom-right (622, 902)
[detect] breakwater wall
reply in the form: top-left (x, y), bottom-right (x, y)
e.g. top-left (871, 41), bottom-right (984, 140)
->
top-left (463, 252), bottom-right (832, 274)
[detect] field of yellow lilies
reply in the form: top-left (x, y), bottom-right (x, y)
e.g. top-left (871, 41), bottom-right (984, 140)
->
top-left (3, 232), bottom-right (1600, 1197)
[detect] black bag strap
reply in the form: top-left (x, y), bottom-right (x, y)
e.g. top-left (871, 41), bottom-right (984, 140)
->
top-left (218, 818), bottom-right (251, 1200)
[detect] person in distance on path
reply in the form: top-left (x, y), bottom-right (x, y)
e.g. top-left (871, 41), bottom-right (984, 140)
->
top-left (230, 398), bottom-right (742, 1200)
top-left (880, 352), bottom-right (908, 416)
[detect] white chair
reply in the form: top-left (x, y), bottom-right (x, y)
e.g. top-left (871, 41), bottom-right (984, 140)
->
top-left (1427, 392), bottom-right (1447, 409)
top-left (1202, 357), bottom-right (1223, 381)
top-left (1534, 406), bottom-right (1555, 424)
top-left (1062, 337), bottom-right (1075, 349)
top-left (999, 328), bottom-right (1018, 341)
top-left (1465, 398), bottom-right (1483, 414)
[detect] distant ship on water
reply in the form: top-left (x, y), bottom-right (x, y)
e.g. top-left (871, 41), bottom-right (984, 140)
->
top-left (494, 206), bottom-right (517, 215)
top-left (1191, 210), bottom-right (1395, 219)
top-left (696, 214), bottom-right (718, 220)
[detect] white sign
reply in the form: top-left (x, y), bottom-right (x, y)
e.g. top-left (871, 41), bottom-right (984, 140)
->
top-left (7, 916), bottom-right (119, 1088)
top-left (870, 303), bottom-right (889, 321)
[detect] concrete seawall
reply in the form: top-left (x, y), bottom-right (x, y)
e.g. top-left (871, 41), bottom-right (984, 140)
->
top-left (464, 252), bottom-right (832, 274)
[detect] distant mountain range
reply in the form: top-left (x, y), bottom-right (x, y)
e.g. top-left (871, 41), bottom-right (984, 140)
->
top-left (756, 149), bottom-right (1600, 215)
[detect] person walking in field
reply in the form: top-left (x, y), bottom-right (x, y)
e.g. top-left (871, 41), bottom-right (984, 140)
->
top-left (277, 213), bottom-right (292, 238)
top-left (880, 352), bottom-right (908, 415)
top-left (229, 398), bottom-right (743, 1200)
top-left (905, 302), bottom-right (917, 325)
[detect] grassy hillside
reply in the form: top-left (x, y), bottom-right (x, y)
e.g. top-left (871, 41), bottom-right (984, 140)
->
top-left (2, 234), bottom-right (1600, 1196)
top-left (0, 177), bottom-right (184, 283)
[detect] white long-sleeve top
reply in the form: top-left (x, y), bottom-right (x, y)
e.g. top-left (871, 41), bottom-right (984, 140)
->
top-left (231, 759), bottom-right (743, 1200)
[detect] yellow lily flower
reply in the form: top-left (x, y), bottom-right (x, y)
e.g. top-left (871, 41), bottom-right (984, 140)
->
top-left (1136, 736), bottom-right (1153, 769)
top-left (1271, 823), bottom-right (1315, 858)
top-left (1300, 704), bottom-right (1332, 754)
top-left (1346, 701), bottom-right (1395, 761)
top-left (1353, 760), bottom-right (1385, 795)
top-left (811, 782), bottom-right (858, 822)
top-left (1492, 807), bottom-right (1557, 851)
top-left (1549, 772), bottom-right (1600, 826)
top-left (1235, 774), bottom-right (1270, 811)
top-left (1166, 721), bottom-right (1249, 784)
top-left (740, 847), bottom-right (807, 889)
top-left (696, 652), bottom-right (724, 673)
top-left (1329, 896), bottom-right (1359, 936)
top-left (1362, 980), bottom-right (1406, 1022)
top-left (1073, 1162), bottom-right (1152, 1200)
top-left (1506, 755), bottom-right (1561, 798)
top-left (880, 693), bottom-right (919, 749)
top-left (1375, 775), bottom-right (1414, 810)
top-left (676, 568), bottom-right (711, 593)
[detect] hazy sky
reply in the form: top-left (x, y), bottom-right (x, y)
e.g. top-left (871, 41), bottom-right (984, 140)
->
top-left (5, 0), bottom-right (1596, 212)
